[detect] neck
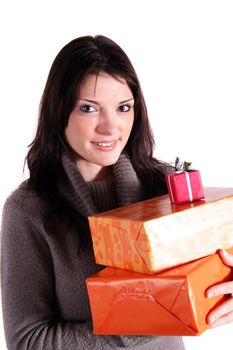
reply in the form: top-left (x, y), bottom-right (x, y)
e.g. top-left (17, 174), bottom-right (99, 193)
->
top-left (77, 163), bottom-right (113, 182)
top-left (90, 166), bottom-right (113, 182)
top-left (60, 152), bottom-right (143, 217)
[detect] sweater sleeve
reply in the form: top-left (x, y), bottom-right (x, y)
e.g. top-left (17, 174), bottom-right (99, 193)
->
top-left (0, 198), bottom-right (155, 350)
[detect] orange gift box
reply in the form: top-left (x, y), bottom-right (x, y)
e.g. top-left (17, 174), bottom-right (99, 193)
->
top-left (86, 249), bottom-right (233, 336)
top-left (88, 187), bottom-right (233, 274)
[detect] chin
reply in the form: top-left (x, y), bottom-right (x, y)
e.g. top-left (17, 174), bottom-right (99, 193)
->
top-left (97, 154), bottom-right (121, 167)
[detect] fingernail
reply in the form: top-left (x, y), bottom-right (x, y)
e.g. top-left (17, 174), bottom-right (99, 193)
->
top-left (221, 249), bottom-right (228, 255)
top-left (208, 315), bottom-right (216, 324)
top-left (207, 291), bottom-right (214, 298)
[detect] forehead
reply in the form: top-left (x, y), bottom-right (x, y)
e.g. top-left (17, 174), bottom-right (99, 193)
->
top-left (78, 73), bottom-right (132, 99)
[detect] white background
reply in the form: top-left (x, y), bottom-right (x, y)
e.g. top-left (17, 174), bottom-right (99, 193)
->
top-left (0, 0), bottom-right (233, 349)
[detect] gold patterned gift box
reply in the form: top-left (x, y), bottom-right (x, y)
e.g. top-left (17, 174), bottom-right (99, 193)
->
top-left (88, 187), bottom-right (233, 274)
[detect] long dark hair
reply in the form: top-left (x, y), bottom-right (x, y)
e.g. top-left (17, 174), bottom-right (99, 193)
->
top-left (26, 35), bottom-right (168, 240)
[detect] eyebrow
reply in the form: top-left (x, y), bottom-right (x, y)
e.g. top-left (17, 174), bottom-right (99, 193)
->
top-left (77, 97), bottom-right (134, 105)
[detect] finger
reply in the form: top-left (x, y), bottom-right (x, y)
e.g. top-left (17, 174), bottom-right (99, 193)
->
top-left (206, 280), bottom-right (233, 298)
top-left (206, 296), bottom-right (233, 325)
top-left (218, 249), bottom-right (233, 267)
top-left (208, 311), bottom-right (233, 328)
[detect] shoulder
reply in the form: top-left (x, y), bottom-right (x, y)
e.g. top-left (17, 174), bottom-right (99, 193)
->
top-left (3, 180), bottom-right (49, 228)
top-left (5, 180), bottom-right (46, 208)
top-left (150, 157), bottom-right (173, 174)
top-left (140, 158), bottom-right (172, 198)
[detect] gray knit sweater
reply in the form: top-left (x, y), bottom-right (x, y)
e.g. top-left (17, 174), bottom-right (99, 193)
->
top-left (1, 153), bottom-right (185, 350)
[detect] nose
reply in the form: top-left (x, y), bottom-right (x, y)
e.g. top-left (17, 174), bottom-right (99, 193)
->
top-left (95, 110), bottom-right (118, 135)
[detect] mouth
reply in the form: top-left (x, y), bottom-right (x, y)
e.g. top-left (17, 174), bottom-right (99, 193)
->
top-left (91, 140), bottom-right (118, 151)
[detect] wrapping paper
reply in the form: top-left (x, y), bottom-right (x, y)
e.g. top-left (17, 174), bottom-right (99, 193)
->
top-left (166, 170), bottom-right (205, 204)
top-left (88, 187), bottom-right (233, 273)
top-left (86, 248), bottom-right (233, 336)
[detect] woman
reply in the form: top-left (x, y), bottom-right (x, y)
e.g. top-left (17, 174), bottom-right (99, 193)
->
top-left (1, 35), bottom-right (232, 350)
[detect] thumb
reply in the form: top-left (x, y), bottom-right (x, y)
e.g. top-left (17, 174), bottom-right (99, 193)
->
top-left (218, 249), bottom-right (233, 267)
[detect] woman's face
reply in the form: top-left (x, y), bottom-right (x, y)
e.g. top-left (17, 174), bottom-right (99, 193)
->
top-left (65, 73), bottom-right (134, 181)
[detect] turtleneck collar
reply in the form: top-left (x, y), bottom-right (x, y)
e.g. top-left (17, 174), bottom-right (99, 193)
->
top-left (59, 152), bottom-right (143, 218)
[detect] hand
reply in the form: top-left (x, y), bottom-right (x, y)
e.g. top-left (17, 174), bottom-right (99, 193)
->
top-left (206, 249), bottom-right (233, 327)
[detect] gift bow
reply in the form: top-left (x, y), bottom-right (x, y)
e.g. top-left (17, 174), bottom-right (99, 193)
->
top-left (167, 157), bottom-right (194, 202)
top-left (175, 157), bottom-right (192, 172)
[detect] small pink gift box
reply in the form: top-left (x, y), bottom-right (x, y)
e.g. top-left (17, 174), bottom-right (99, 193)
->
top-left (166, 170), bottom-right (205, 204)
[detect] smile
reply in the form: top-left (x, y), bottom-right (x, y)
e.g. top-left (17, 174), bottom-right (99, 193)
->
top-left (96, 141), bottom-right (114, 147)
top-left (92, 140), bottom-right (118, 151)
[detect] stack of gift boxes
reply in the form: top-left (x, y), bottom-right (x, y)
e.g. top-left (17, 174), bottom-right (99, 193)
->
top-left (86, 159), bottom-right (233, 336)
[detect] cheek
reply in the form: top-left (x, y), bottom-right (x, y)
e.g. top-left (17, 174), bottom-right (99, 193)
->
top-left (65, 120), bottom-right (77, 146)
top-left (65, 115), bottom-right (92, 144)
top-left (124, 115), bottom-right (134, 135)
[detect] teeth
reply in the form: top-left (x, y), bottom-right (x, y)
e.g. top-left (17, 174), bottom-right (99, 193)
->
top-left (96, 142), bottom-right (114, 147)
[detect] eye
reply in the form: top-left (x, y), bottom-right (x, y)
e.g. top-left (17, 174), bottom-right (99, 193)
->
top-left (118, 104), bottom-right (131, 112)
top-left (80, 104), bottom-right (97, 113)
